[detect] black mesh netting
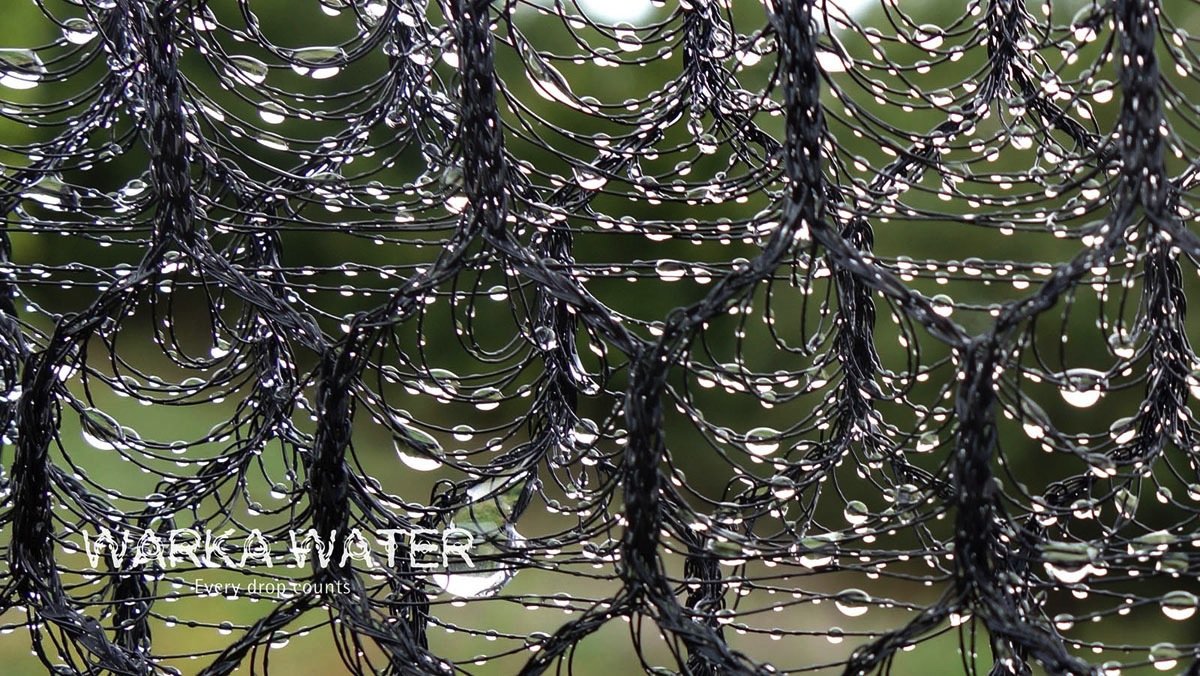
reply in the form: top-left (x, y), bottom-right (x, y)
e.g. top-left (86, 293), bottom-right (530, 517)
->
top-left (0, 0), bottom-right (1199, 673)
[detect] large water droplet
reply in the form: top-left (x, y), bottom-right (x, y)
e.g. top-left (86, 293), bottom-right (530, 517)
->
top-left (258, 100), bottom-right (287, 125)
top-left (655, 260), bottom-right (687, 282)
top-left (1161, 591), bottom-right (1198, 621)
top-left (80, 409), bottom-right (123, 451)
top-left (1040, 541), bottom-right (1097, 584)
top-left (62, 18), bottom-right (98, 44)
top-left (745, 427), bottom-right (780, 456)
top-left (433, 477), bottom-right (527, 598)
top-left (0, 49), bottom-right (45, 89)
top-left (394, 424), bottom-right (444, 472)
top-left (1150, 643), bottom-right (1180, 671)
top-left (1188, 369), bottom-right (1200, 400)
top-left (533, 326), bottom-right (558, 351)
top-left (289, 46), bottom-right (344, 79)
top-left (1059, 368), bottom-right (1104, 408)
top-left (474, 387), bottom-right (503, 411)
top-left (24, 174), bottom-right (75, 207)
top-left (226, 55), bottom-right (269, 85)
top-left (1114, 488), bottom-right (1138, 519)
top-left (834, 589), bottom-right (871, 617)
top-left (914, 431), bottom-right (938, 453)
top-left (573, 166), bottom-right (607, 190)
top-left (816, 49), bottom-right (847, 73)
top-left (843, 500), bottom-right (870, 526)
top-left (930, 294), bottom-right (954, 317)
top-left (1109, 417), bottom-right (1136, 445)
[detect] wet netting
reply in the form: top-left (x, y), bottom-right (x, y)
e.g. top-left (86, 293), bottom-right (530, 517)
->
top-left (0, 0), bottom-right (1199, 673)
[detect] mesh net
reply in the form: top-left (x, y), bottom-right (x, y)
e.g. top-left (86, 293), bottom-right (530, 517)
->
top-left (0, 0), bottom-right (1199, 673)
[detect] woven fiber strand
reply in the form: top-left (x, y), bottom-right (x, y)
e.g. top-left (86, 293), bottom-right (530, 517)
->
top-left (0, 0), bottom-right (1198, 673)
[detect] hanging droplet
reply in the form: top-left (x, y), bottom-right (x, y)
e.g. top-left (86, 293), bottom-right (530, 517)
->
top-left (816, 49), bottom-right (848, 73)
top-left (1109, 417), bottom-right (1136, 445)
top-left (930, 294), bottom-right (954, 317)
top-left (573, 166), bottom-right (607, 191)
top-left (1108, 333), bottom-right (1135, 359)
top-left (834, 589), bottom-right (871, 617)
top-left (432, 477), bottom-right (527, 598)
top-left (226, 55), bottom-right (269, 85)
top-left (80, 409), bottom-right (123, 451)
top-left (654, 260), bottom-right (687, 282)
top-left (1059, 368), bottom-right (1104, 408)
top-left (914, 431), bottom-right (938, 453)
top-left (1161, 591), bottom-right (1198, 621)
top-left (533, 326), bottom-right (558, 351)
top-left (571, 418), bottom-right (599, 447)
top-left (289, 46), bottom-right (344, 79)
top-left (394, 424), bottom-right (444, 472)
top-left (769, 476), bottom-right (796, 500)
top-left (62, 18), bottom-right (98, 45)
top-left (1040, 541), bottom-right (1097, 584)
top-left (1149, 643), bottom-right (1180, 671)
top-left (258, 100), bottom-right (287, 125)
top-left (1114, 488), bottom-right (1138, 519)
top-left (744, 427), bottom-right (780, 456)
top-left (843, 500), bottom-right (870, 526)
top-left (0, 49), bottom-right (45, 89)
top-left (1010, 124), bottom-right (1036, 150)
top-left (1188, 369), bottom-right (1200, 400)
top-left (525, 50), bottom-right (578, 107)
top-left (914, 24), bottom-right (945, 49)
top-left (474, 387), bottom-right (503, 411)
top-left (24, 174), bottom-right (76, 207)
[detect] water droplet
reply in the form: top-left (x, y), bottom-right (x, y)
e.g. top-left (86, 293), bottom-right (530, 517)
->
top-left (1114, 488), bottom-right (1138, 519)
top-left (1150, 643), bottom-right (1180, 671)
top-left (525, 50), bottom-right (578, 107)
top-left (914, 24), bottom-right (944, 49)
top-left (62, 18), bottom-right (97, 44)
top-left (834, 589), bottom-right (870, 617)
top-left (474, 387), bottom-right (503, 411)
top-left (533, 326), bottom-right (558, 351)
top-left (24, 174), bottom-right (75, 207)
top-left (573, 166), bottom-right (607, 190)
top-left (210, 338), bottom-right (231, 359)
top-left (289, 46), bottom-right (344, 79)
top-left (930, 294), bottom-right (954, 317)
top-left (769, 476), bottom-right (796, 500)
top-left (571, 418), bottom-right (599, 447)
top-left (1188, 369), bottom-right (1200, 400)
top-left (226, 55), bottom-right (269, 85)
top-left (745, 427), bottom-right (780, 456)
top-left (1059, 368), bottom-right (1105, 408)
top-left (1023, 422), bottom-right (1045, 440)
top-left (1109, 417), bottom-right (1136, 445)
top-left (914, 431), bottom-right (938, 453)
top-left (843, 500), bottom-right (870, 526)
top-left (433, 477), bottom-right (527, 598)
top-left (816, 49), bottom-right (847, 73)
top-left (1040, 541), bottom-right (1097, 584)
top-left (80, 409), bottom-right (123, 451)
top-left (0, 49), bottom-right (45, 89)
top-left (655, 260), bottom-right (687, 282)
top-left (1161, 591), bottom-right (1198, 621)
top-left (394, 424), bottom-right (444, 472)
top-left (258, 101), bottom-right (287, 125)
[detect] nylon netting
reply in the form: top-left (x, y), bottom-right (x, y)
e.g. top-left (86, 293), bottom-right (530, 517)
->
top-left (0, 0), bottom-right (1198, 673)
